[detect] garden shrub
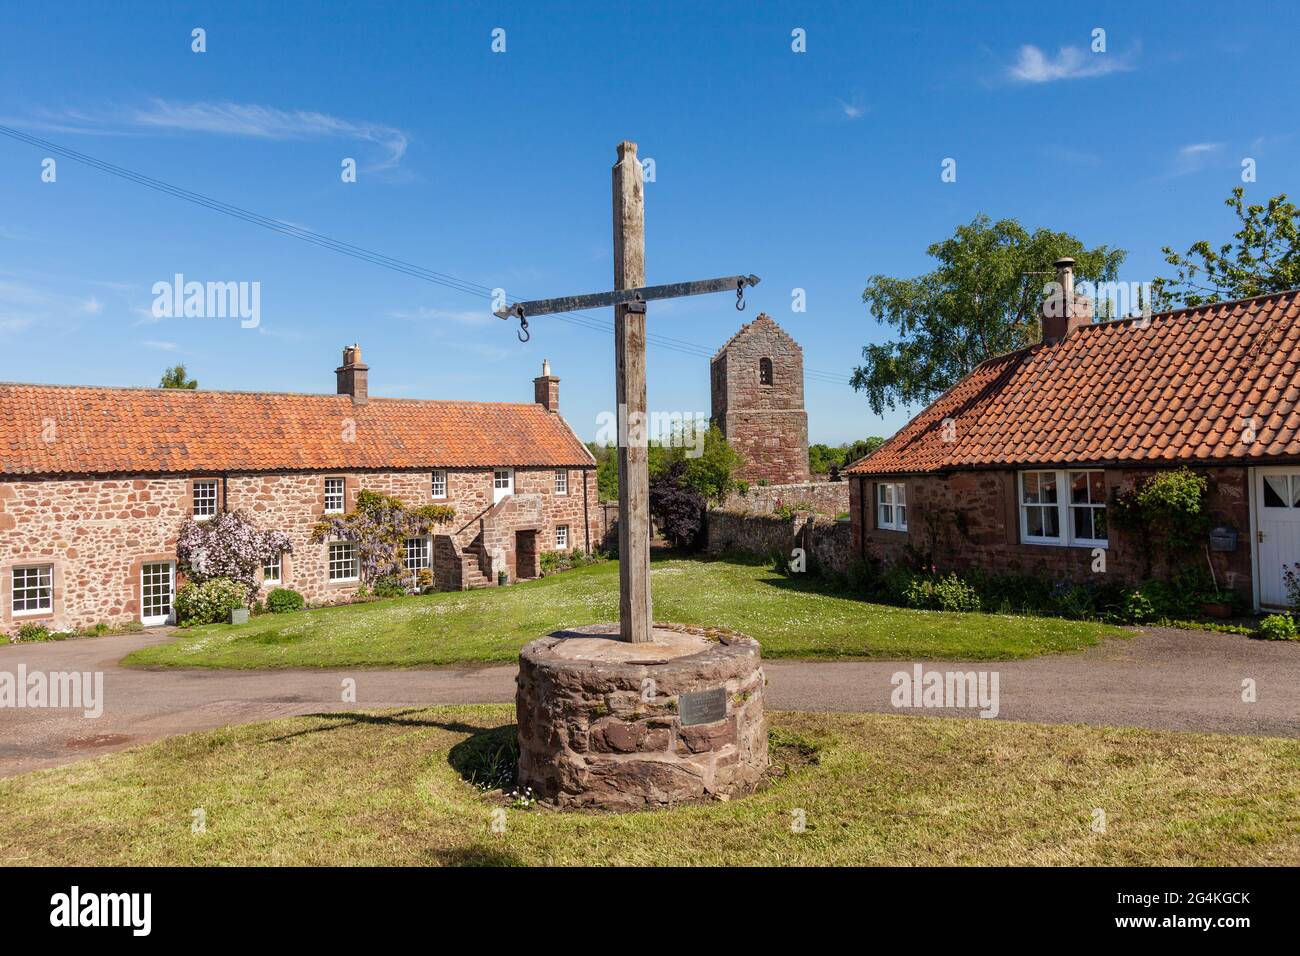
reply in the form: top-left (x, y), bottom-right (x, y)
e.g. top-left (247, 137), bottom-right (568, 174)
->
top-left (371, 575), bottom-right (406, 599)
top-left (1122, 588), bottom-right (1156, 624)
top-left (15, 622), bottom-right (52, 642)
top-left (174, 577), bottom-right (249, 626)
top-left (265, 588), bottom-right (305, 614)
top-left (902, 572), bottom-right (982, 612)
top-left (1258, 613), bottom-right (1298, 641)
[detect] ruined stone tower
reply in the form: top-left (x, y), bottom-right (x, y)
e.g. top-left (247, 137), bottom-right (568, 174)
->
top-left (710, 312), bottom-right (809, 484)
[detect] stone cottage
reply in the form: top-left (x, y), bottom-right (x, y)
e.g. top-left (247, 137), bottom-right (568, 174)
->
top-left (0, 347), bottom-right (598, 633)
top-left (846, 259), bottom-right (1300, 611)
top-left (710, 312), bottom-right (810, 485)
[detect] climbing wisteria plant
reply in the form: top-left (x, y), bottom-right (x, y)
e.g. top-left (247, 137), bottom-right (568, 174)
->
top-left (176, 510), bottom-right (293, 597)
top-left (310, 489), bottom-right (456, 584)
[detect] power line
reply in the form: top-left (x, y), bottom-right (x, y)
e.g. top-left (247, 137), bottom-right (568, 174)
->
top-left (0, 124), bottom-right (849, 386)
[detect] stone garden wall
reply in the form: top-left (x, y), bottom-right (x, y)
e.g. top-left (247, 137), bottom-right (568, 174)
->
top-left (718, 480), bottom-right (850, 517)
top-left (706, 508), bottom-right (853, 572)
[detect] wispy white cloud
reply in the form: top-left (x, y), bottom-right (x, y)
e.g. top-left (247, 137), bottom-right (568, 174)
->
top-left (0, 278), bottom-right (106, 332)
top-left (141, 339), bottom-right (180, 352)
top-left (390, 306), bottom-right (494, 327)
top-left (1172, 142), bottom-right (1224, 176)
top-left (10, 99), bottom-right (410, 171)
top-left (836, 96), bottom-right (869, 119)
top-left (1008, 44), bottom-right (1136, 83)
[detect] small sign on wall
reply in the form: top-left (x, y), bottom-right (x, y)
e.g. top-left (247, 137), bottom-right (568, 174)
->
top-left (678, 687), bottom-right (728, 726)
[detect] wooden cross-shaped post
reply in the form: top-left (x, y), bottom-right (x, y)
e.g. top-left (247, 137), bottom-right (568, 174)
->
top-left (496, 140), bottom-right (759, 642)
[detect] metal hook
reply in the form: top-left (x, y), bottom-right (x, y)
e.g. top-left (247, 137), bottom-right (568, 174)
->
top-left (510, 305), bottom-right (530, 343)
top-left (736, 278), bottom-right (746, 311)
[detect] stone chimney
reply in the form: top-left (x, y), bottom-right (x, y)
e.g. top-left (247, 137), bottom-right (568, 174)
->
top-left (336, 344), bottom-right (369, 406)
top-left (533, 358), bottom-right (560, 413)
top-left (1040, 257), bottom-right (1094, 343)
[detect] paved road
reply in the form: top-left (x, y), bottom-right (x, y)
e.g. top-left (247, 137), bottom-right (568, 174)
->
top-left (1, 627), bottom-right (1297, 778)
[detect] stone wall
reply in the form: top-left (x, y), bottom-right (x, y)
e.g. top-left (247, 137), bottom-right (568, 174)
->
top-left (0, 465), bottom-right (599, 633)
top-left (718, 480), bottom-right (850, 517)
top-left (711, 313), bottom-right (810, 485)
top-left (706, 508), bottom-right (853, 572)
top-left (848, 466), bottom-right (1254, 599)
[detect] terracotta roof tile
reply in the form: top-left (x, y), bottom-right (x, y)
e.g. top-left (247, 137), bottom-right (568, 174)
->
top-left (847, 289), bottom-right (1300, 475)
top-left (0, 385), bottom-right (595, 477)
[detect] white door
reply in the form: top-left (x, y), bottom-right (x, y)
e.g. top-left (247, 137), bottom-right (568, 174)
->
top-left (141, 561), bottom-right (175, 626)
top-left (493, 468), bottom-right (514, 505)
top-left (1255, 467), bottom-right (1300, 608)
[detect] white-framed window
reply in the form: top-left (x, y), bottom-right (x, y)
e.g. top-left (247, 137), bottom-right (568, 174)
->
top-left (876, 482), bottom-right (907, 531)
top-left (12, 565), bottom-right (53, 616)
top-left (328, 541), bottom-right (358, 582)
top-left (262, 554), bottom-right (282, 586)
top-left (403, 536), bottom-right (430, 571)
top-left (493, 467), bottom-right (514, 504)
top-left (555, 524), bottom-right (569, 549)
top-left (1019, 469), bottom-right (1107, 546)
top-left (193, 479), bottom-right (218, 519)
top-left (554, 469), bottom-right (568, 495)
top-left (324, 477), bottom-right (345, 514)
top-left (431, 470), bottom-right (447, 499)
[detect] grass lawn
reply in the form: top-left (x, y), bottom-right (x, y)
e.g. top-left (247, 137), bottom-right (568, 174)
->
top-left (122, 556), bottom-right (1124, 669)
top-left (1, 704), bottom-right (1295, 866)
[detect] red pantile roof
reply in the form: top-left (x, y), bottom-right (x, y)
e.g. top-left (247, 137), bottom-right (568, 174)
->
top-left (0, 385), bottom-right (595, 477)
top-left (846, 289), bottom-right (1300, 476)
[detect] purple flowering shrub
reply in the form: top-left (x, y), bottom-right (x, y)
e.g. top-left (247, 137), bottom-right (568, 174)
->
top-left (176, 510), bottom-right (293, 598)
top-left (310, 489), bottom-right (455, 585)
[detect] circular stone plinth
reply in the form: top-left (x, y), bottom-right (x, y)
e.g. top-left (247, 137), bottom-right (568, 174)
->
top-left (515, 622), bottom-right (768, 809)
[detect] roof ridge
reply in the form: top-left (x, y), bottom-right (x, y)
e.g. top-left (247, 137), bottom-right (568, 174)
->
top-left (0, 381), bottom-right (545, 408)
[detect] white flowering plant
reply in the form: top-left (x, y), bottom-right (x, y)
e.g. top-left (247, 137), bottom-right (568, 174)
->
top-left (176, 510), bottom-right (292, 599)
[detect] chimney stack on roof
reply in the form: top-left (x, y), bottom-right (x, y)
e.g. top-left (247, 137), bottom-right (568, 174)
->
top-left (534, 358), bottom-right (560, 413)
top-left (336, 343), bottom-right (369, 406)
top-left (1040, 257), bottom-right (1094, 343)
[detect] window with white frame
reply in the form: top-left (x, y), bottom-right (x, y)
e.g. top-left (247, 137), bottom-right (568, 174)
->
top-left (431, 470), bottom-right (447, 499)
top-left (555, 524), bottom-right (569, 549)
top-left (193, 479), bottom-right (218, 519)
top-left (554, 469), bottom-right (568, 495)
top-left (1019, 469), bottom-right (1107, 546)
top-left (324, 477), bottom-right (345, 513)
top-left (12, 565), bottom-right (53, 616)
top-left (494, 469), bottom-right (512, 491)
top-left (876, 482), bottom-right (907, 531)
top-left (404, 537), bottom-right (430, 571)
top-left (262, 554), bottom-right (282, 586)
top-left (328, 541), bottom-right (358, 581)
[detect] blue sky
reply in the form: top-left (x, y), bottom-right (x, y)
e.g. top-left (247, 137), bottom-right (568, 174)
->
top-left (1, 0), bottom-right (1297, 444)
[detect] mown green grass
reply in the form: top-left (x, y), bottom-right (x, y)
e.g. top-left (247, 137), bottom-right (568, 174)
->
top-left (1, 705), bottom-right (1294, 866)
top-left (122, 557), bottom-right (1124, 669)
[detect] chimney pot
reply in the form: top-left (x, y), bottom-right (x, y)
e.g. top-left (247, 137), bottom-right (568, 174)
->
top-left (336, 343), bottom-right (369, 406)
top-left (1041, 257), bottom-right (1092, 342)
top-left (534, 360), bottom-right (560, 413)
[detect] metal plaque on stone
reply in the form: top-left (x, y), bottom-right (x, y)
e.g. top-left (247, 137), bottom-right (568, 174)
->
top-left (678, 687), bottom-right (728, 726)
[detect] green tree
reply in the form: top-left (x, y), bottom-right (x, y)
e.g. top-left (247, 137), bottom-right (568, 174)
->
top-left (809, 438), bottom-right (886, 474)
top-left (649, 424), bottom-right (741, 503)
top-left (159, 364), bottom-right (197, 389)
top-left (586, 442), bottom-right (619, 502)
top-left (1153, 187), bottom-right (1300, 308)
top-left (852, 216), bottom-right (1125, 415)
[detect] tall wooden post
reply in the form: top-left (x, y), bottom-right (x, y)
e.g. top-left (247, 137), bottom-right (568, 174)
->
top-left (613, 140), bottom-right (652, 642)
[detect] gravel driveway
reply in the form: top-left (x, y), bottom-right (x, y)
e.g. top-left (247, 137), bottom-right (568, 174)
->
top-left (1, 626), bottom-right (1296, 778)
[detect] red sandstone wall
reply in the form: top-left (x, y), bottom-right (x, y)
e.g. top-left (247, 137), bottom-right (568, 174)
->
top-left (849, 466), bottom-right (1254, 599)
top-left (1, 466), bottom-right (599, 633)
